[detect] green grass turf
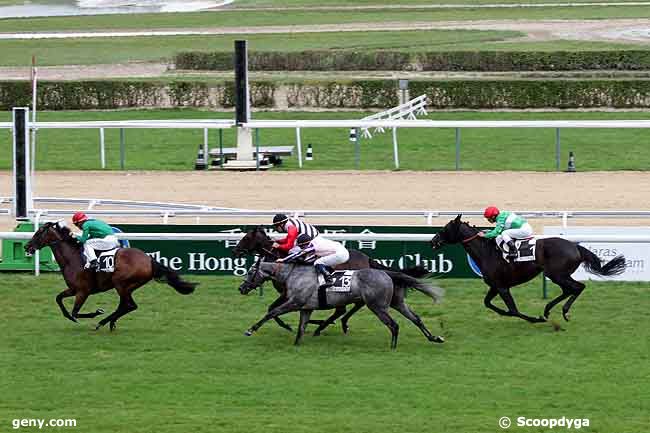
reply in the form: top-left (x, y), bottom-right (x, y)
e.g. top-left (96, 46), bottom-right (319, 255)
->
top-left (0, 273), bottom-right (647, 433)
top-left (2, 30), bottom-right (646, 67)
top-left (0, 29), bottom-right (525, 67)
top-left (2, 6), bottom-right (650, 33)
top-left (1, 109), bottom-right (650, 171)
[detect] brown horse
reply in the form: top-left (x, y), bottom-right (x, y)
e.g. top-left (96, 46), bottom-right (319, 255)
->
top-left (25, 221), bottom-right (197, 331)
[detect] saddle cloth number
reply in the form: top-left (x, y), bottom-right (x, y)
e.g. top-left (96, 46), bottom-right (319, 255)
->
top-left (505, 239), bottom-right (536, 262)
top-left (318, 270), bottom-right (355, 292)
top-left (98, 249), bottom-right (118, 272)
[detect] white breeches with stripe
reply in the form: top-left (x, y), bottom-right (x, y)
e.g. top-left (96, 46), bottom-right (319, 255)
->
top-left (496, 223), bottom-right (534, 246)
top-left (83, 235), bottom-right (119, 261)
top-left (311, 236), bottom-right (350, 268)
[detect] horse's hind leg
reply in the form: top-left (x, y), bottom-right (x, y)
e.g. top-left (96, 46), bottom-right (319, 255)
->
top-left (340, 302), bottom-right (365, 334)
top-left (392, 301), bottom-right (444, 344)
top-left (497, 287), bottom-right (546, 323)
top-left (108, 293), bottom-right (138, 331)
top-left (56, 288), bottom-right (77, 323)
top-left (71, 291), bottom-right (104, 320)
top-left (367, 305), bottom-right (400, 350)
top-left (561, 279), bottom-right (586, 321)
top-left (542, 276), bottom-right (572, 319)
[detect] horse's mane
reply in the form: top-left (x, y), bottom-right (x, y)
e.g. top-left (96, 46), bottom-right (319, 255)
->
top-left (51, 222), bottom-right (81, 248)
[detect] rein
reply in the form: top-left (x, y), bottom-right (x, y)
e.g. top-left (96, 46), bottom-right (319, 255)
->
top-left (462, 233), bottom-right (481, 244)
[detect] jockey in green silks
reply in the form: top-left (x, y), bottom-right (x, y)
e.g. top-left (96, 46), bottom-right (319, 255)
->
top-left (478, 206), bottom-right (534, 260)
top-left (71, 212), bottom-right (119, 270)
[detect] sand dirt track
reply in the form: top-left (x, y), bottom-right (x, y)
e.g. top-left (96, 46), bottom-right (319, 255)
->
top-left (2, 170), bottom-right (649, 229)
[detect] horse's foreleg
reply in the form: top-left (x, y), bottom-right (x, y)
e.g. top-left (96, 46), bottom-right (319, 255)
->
top-left (312, 306), bottom-right (347, 337)
top-left (71, 291), bottom-right (105, 320)
top-left (266, 295), bottom-right (294, 332)
top-left (56, 288), bottom-right (77, 323)
top-left (245, 299), bottom-right (300, 336)
top-left (295, 309), bottom-right (313, 346)
top-left (340, 302), bottom-right (365, 334)
top-left (484, 287), bottom-right (510, 316)
top-left (497, 288), bottom-right (546, 323)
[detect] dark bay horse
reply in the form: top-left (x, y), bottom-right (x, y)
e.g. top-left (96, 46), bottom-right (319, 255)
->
top-left (232, 226), bottom-right (428, 335)
top-left (430, 215), bottom-right (626, 323)
top-left (239, 259), bottom-right (444, 349)
top-left (25, 221), bottom-right (197, 331)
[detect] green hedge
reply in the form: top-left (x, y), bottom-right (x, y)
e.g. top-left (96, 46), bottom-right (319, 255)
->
top-left (175, 50), bottom-right (650, 72)
top-left (2, 79), bottom-right (650, 110)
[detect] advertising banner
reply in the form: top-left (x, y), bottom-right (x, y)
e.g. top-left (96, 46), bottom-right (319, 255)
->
top-left (544, 226), bottom-right (647, 281)
top-left (114, 224), bottom-right (485, 278)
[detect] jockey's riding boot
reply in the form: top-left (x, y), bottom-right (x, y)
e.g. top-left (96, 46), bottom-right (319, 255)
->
top-left (84, 259), bottom-right (98, 271)
top-left (506, 240), bottom-right (517, 261)
top-left (315, 264), bottom-right (333, 288)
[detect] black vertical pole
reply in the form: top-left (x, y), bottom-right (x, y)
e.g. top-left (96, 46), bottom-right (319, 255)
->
top-left (13, 107), bottom-right (30, 220)
top-left (234, 40), bottom-right (250, 125)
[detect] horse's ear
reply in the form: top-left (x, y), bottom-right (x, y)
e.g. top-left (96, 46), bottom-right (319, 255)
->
top-left (454, 214), bottom-right (462, 223)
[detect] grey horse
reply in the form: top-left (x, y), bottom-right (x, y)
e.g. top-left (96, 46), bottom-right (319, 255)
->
top-left (239, 259), bottom-right (445, 349)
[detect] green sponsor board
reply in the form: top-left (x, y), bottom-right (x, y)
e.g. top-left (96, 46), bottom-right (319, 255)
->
top-left (114, 224), bottom-right (485, 278)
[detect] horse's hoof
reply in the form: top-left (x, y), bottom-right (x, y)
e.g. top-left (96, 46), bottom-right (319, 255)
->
top-left (96, 309), bottom-right (105, 315)
top-left (95, 324), bottom-right (102, 331)
top-left (538, 315), bottom-right (548, 322)
top-left (244, 330), bottom-right (253, 337)
top-left (563, 312), bottom-right (571, 322)
top-left (342, 325), bottom-right (349, 334)
top-left (432, 336), bottom-right (445, 343)
top-left (109, 323), bottom-right (116, 332)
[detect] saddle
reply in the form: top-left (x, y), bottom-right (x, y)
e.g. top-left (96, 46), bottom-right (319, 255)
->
top-left (317, 270), bottom-right (355, 308)
top-left (498, 238), bottom-right (537, 263)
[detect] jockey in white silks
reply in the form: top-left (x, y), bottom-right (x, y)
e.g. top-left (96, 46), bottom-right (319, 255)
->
top-left (278, 233), bottom-right (350, 288)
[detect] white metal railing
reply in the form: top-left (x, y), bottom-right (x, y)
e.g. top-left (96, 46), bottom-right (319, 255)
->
top-left (241, 118), bottom-right (650, 170)
top-left (0, 197), bottom-right (240, 211)
top-left (3, 208), bottom-right (650, 227)
top-left (0, 120), bottom-right (234, 130)
top-left (243, 119), bottom-right (650, 129)
top-left (5, 231), bottom-right (650, 243)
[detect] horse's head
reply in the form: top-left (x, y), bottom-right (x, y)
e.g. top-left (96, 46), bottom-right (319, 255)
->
top-left (24, 221), bottom-right (72, 255)
top-left (431, 214), bottom-right (475, 249)
top-left (232, 226), bottom-right (272, 257)
top-left (238, 257), bottom-right (273, 295)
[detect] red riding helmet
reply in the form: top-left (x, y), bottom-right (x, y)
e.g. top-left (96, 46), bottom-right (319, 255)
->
top-left (72, 212), bottom-right (89, 225)
top-left (483, 206), bottom-right (500, 219)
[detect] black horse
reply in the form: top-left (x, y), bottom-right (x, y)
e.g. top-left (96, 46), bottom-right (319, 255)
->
top-left (430, 215), bottom-right (626, 323)
top-left (232, 226), bottom-right (429, 336)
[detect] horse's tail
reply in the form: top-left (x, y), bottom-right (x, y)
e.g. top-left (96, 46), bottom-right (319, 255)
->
top-left (578, 245), bottom-right (627, 277)
top-left (151, 258), bottom-right (198, 295)
top-left (369, 259), bottom-right (430, 278)
top-left (383, 270), bottom-right (444, 303)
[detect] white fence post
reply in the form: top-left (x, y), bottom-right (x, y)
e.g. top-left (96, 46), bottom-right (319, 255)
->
top-left (296, 127), bottom-right (303, 168)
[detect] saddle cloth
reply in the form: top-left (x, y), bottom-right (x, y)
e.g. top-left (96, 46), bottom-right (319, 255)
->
top-left (500, 238), bottom-right (537, 263)
top-left (318, 270), bottom-right (355, 292)
top-left (97, 248), bottom-right (119, 272)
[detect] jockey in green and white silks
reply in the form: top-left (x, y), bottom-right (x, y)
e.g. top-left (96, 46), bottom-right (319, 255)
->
top-left (480, 206), bottom-right (533, 260)
top-left (72, 212), bottom-right (119, 270)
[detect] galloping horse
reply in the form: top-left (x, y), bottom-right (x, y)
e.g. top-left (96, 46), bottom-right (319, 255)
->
top-left (239, 259), bottom-right (444, 349)
top-left (232, 226), bottom-right (429, 335)
top-left (25, 221), bottom-right (198, 331)
top-left (430, 215), bottom-right (626, 323)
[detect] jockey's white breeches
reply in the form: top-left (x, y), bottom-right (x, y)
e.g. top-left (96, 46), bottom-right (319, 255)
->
top-left (83, 235), bottom-right (119, 261)
top-left (311, 236), bottom-right (350, 268)
top-left (496, 223), bottom-right (534, 245)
